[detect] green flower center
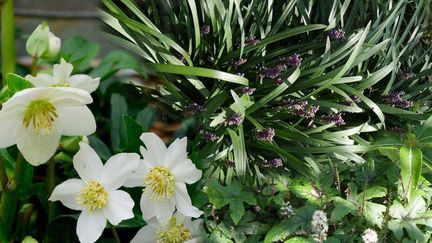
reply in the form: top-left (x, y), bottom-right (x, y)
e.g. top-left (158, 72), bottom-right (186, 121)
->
top-left (76, 181), bottom-right (108, 211)
top-left (145, 166), bottom-right (175, 201)
top-left (156, 216), bottom-right (192, 243)
top-left (52, 82), bottom-right (70, 87)
top-left (23, 99), bottom-right (58, 136)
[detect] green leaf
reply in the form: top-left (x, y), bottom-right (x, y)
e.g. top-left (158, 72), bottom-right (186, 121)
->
top-left (90, 50), bottom-right (147, 79)
top-left (285, 237), bottom-right (315, 243)
top-left (399, 146), bottom-right (422, 201)
top-left (110, 93), bottom-right (128, 152)
top-left (61, 36), bottom-right (100, 71)
top-left (229, 200), bottom-right (245, 225)
top-left (136, 107), bottom-right (157, 132)
top-left (123, 115), bottom-right (143, 152)
top-left (228, 127), bottom-right (248, 178)
top-left (45, 215), bottom-right (79, 243)
top-left (149, 63), bottom-right (249, 86)
top-left (88, 136), bottom-right (112, 161)
top-left (6, 73), bottom-right (35, 96)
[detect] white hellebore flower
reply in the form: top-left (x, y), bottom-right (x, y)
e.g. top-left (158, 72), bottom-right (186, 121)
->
top-left (49, 142), bottom-right (140, 243)
top-left (131, 212), bottom-right (203, 243)
top-left (0, 87), bottom-right (96, 165)
top-left (26, 59), bottom-right (100, 93)
top-left (125, 133), bottom-right (203, 224)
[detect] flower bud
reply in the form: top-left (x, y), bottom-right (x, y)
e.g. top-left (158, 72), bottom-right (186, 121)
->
top-left (26, 22), bottom-right (61, 58)
top-left (43, 32), bottom-right (61, 58)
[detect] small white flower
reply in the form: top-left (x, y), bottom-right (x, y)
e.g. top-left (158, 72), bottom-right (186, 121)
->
top-left (362, 228), bottom-right (378, 243)
top-left (311, 210), bottom-right (328, 242)
top-left (49, 142), bottom-right (140, 243)
top-left (125, 133), bottom-right (203, 224)
top-left (131, 212), bottom-right (203, 243)
top-left (26, 59), bottom-right (100, 93)
top-left (0, 87), bottom-right (96, 165)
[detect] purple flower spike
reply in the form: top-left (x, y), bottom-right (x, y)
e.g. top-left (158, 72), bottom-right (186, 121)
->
top-left (261, 158), bottom-right (283, 168)
top-left (245, 36), bottom-right (259, 46)
top-left (203, 131), bottom-right (219, 142)
top-left (287, 53), bottom-right (302, 68)
top-left (241, 87), bottom-right (256, 95)
top-left (284, 99), bottom-right (319, 119)
top-left (255, 128), bottom-right (275, 142)
top-left (183, 103), bottom-right (206, 116)
top-left (233, 58), bottom-right (247, 67)
top-left (328, 28), bottom-right (345, 40)
top-left (200, 25), bottom-right (211, 36)
top-left (384, 91), bottom-right (414, 108)
top-left (271, 158), bottom-right (283, 168)
top-left (399, 72), bottom-right (416, 80)
top-left (225, 114), bottom-right (243, 126)
top-left (321, 113), bottom-right (345, 126)
top-left (260, 66), bottom-right (284, 79)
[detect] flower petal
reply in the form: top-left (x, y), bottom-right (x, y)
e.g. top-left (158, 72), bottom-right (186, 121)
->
top-left (2, 87), bottom-right (92, 111)
top-left (25, 74), bottom-right (55, 87)
top-left (0, 110), bottom-right (21, 148)
top-left (100, 153), bottom-right (140, 191)
top-left (172, 159), bottom-right (202, 184)
top-left (57, 106), bottom-right (96, 136)
top-left (49, 178), bottom-right (84, 210)
top-left (140, 189), bottom-right (175, 225)
top-left (123, 160), bottom-right (151, 188)
top-left (174, 183), bottom-right (203, 218)
top-left (16, 122), bottom-right (61, 166)
top-left (139, 133), bottom-right (166, 164)
top-left (73, 142), bottom-right (103, 182)
top-left (69, 75), bottom-right (100, 93)
top-left (76, 210), bottom-right (106, 243)
top-left (49, 87), bottom-right (93, 107)
top-left (103, 190), bottom-right (134, 225)
top-left (53, 58), bottom-right (73, 83)
top-left (164, 137), bottom-right (188, 169)
top-left (130, 225), bottom-right (159, 243)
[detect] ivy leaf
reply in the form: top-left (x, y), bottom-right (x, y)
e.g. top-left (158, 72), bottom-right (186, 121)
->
top-left (388, 195), bottom-right (432, 242)
top-left (206, 180), bottom-right (256, 225)
top-left (331, 186), bottom-right (387, 227)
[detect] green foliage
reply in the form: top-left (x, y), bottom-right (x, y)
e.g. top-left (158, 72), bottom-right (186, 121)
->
top-left (6, 73), bottom-right (34, 97)
top-left (101, 0), bottom-right (432, 241)
top-left (206, 179), bottom-right (256, 224)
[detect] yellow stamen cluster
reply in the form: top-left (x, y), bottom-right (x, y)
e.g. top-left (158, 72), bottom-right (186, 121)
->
top-left (76, 181), bottom-right (108, 211)
top-left (23, 99), bottom-right (58, 136)
top-left (156, 216), bottom-right (192, 243)
top-left (145, 166), bottom-right (175, 201)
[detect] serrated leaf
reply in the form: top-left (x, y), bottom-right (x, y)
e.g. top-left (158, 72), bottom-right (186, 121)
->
top-left (400, 146), bottom-right (422, 201)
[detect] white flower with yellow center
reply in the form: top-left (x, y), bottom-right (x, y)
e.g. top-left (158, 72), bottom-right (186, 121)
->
top-left (0, 87), bottom-right (96, 165)
top-left (49, 142), bottom-right (140, 243)
top-left (26, 59), bottom-right (100, 93)
top-left (131, 212), bottom-right (203, 243)
top-left (125, 133), bottom-right (203, 224)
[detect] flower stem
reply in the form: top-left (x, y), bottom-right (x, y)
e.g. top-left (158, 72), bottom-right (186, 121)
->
top-left (0, 154), bottom-right (25, 236)
top-left (1, 0), bottom-right (16, 85)
top-left (30, 57), bottom-right (39, 76)
top-left (0, 219), bottom-right (7, 243)
top-left (46, 158), bottom-right (56, 222)
top-left (0, 155), bottom-right (8, 192)
top-left (110, 224), bottom-right (121, 243)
